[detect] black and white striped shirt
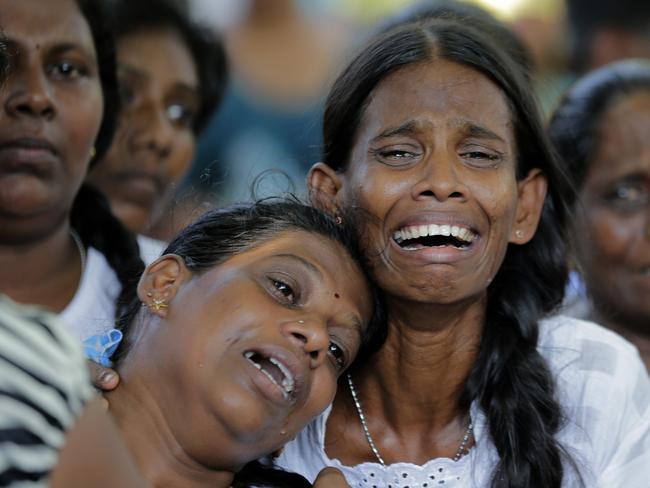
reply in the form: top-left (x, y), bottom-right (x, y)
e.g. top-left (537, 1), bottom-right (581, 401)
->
top-left (0, 296), bottom-right (93, 486)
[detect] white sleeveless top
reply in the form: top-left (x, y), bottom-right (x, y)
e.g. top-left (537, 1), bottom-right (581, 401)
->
top-left (58, 235), bottom-right (164, 341)
top-left (276, 316), bottom-right (650, 487)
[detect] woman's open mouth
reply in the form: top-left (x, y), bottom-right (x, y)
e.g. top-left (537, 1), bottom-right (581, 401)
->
top-left (243, 349), bottom-right (297, 402)
top-left (393, 223), bottom-right (477, 251)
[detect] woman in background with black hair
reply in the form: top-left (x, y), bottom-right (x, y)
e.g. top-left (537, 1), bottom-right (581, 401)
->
top-left (87, 0), bottom-right (227, 239)
top-left (275, 18), bottom-right (650, 487)
top-left (549, 60), bottom-right (650, 369)
top-left (0, 0), bottom-right (156, 341)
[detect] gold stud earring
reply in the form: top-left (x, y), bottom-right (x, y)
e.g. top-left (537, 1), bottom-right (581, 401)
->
top-left (151, 298), bottom-right (167, 311)
top-left (515, 229), bottom-right (524, 239)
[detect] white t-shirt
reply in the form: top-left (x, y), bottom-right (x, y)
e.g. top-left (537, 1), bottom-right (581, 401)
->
top-left (58, 235), bottom-right (164, 341)
top-left (276, 316), bottom-right (650, 487)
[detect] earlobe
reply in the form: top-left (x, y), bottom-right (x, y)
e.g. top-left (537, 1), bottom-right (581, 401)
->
top-left (510, 169), bottom-right (548, 244)
top-left (307, 162), bottom-right (344, 216)
top-left (137, 254), bottom-right (189, 317)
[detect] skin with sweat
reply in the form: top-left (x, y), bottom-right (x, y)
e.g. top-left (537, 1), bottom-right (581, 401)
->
top-left (87, 27), bottom-right (198, 234)
top-left (574, 89), bottom-right (650, 367)
top-left (106, 231), bottom-right (372, 487)
top-left (0, 0), bottom-right (102, 311)
top-left (310, 59), bottom-right (546, 464)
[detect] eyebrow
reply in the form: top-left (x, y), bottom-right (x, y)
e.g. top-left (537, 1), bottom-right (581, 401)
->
top-left (370, 120), bottom-right (423, 143)
top-left (455, 120), bottom-right (506, 143)
top-left (370, 119), bottom-right (506, 144)
top-left (119, 62), bottom-right (199, 94)
top-left (273, 254), bottom-right (323, 279)
top-left (5, 39), bottom-right (95, 61)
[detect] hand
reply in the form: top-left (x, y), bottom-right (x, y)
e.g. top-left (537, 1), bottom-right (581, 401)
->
top-left (313, 467), bottom-right (350, 487)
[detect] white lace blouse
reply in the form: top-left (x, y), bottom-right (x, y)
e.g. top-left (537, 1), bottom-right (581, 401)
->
top-left (276, 316), bottom-right (650, 487)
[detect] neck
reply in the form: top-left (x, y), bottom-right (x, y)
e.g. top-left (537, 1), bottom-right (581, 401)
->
top-left (328, 295), bottom-right (483, 465)
top-left (107, 378), bottom-right (235, 488)
top-left (360, 294), bottom-right (484, 428)
top-left (0, 221), bottom-right (82, 312)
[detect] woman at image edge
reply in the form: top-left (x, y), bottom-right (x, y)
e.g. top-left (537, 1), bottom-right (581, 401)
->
top-left (274, 18), bottom-right (650, 487)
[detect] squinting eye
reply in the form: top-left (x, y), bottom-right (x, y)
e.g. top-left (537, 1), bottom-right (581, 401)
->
top-left (271, 279), bottom-right (296, 304)
top-left (327, 341), bottom-right (346, 370)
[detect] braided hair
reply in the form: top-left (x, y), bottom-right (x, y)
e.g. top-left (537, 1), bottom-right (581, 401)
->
top-left (71, 0), bottom-right (145, 320)
top-left (321, 19), bottom-right (579, 487)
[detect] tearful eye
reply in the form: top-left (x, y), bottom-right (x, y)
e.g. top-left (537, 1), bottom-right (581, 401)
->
top-left (271, 279), bottom-right (296, 304)
top-left (327, 341), bottom-right (346, 370)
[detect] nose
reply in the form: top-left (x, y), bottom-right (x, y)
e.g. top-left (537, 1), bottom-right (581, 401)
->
top-left (281, 318), bottom-right (330, 369)
top-left (411, 150), bottom-right (466, 202)
top-left (5, 69), bottom-right (55, 120)
top-left (130, 102), bottom-right (173, 160)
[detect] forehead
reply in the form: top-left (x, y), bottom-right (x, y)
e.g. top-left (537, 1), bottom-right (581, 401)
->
top-left (226, 231), bottom-right (356, 274)
top-left (0, 0), bottom-right (94, 50)
top-left (359, 59), bottom-right (513, 137)
top-left (595, 90), bottom-right (650, 169)
top-left (117, 27), bottom-right (198, 87)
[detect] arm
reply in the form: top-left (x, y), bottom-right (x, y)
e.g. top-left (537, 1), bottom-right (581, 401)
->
top-left (50, 397), bottom-right (149, 488)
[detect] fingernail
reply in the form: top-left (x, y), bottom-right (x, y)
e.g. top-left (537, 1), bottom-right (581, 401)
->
top-left (102, 372), bottom-right (115, 384)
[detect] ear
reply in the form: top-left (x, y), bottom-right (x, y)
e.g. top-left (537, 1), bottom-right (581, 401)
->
top-left (137, 254), bottom-right (190, 318)
top-left (509, 168), bottom-right (548, 245)
top-left (307, 162), bottom-right (344, 216)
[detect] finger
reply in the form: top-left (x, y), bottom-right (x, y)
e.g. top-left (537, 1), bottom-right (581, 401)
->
top-left (313, 467), bottom-right (350, 488)
top-left (87, 361), bottom-right (119, 391)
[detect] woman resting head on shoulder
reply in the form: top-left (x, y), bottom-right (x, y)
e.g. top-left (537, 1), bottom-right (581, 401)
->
top-left (549, 59), bottom-right (650, 369)
top-left (0, 0), bottom-right (149, 339)
top-left (274, 17), bottom-right (650, 488)
top-left (98, 200), bottom-right (383, 487)
top-left (87, 0), bottom-right (227, 237)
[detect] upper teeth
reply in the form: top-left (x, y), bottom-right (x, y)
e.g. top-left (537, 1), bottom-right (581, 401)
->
top-left (393, 224), bottom-right (475, 243)
top-left (244, 351), bottom-right (295, 398)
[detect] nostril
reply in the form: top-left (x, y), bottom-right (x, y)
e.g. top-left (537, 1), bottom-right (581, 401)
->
top-left (449, 191), bottom-right (463, 198)
top-left (309, 350), bottom-right (319, 360)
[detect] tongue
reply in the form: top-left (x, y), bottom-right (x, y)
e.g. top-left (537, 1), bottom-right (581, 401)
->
top-left (255, 356), bottom-right (285, 385)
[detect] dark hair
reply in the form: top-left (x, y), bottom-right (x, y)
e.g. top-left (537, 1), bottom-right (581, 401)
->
top-left (374, 0), bottom-right (533, 76)
top-left (566, 0), bottom-right (650, 72)
top-left (548, 59), bottom-right (650, 205)
top-left (109, 0), bottom-right (227, 133)
top-left (71, 0), bottom-right (145, 322)
top-left (114, 198), bottom-right (385, 366)
top-left (112, 199), bottom-right (385, 488)
top-left (323, 19), bottom-right (576, 487)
